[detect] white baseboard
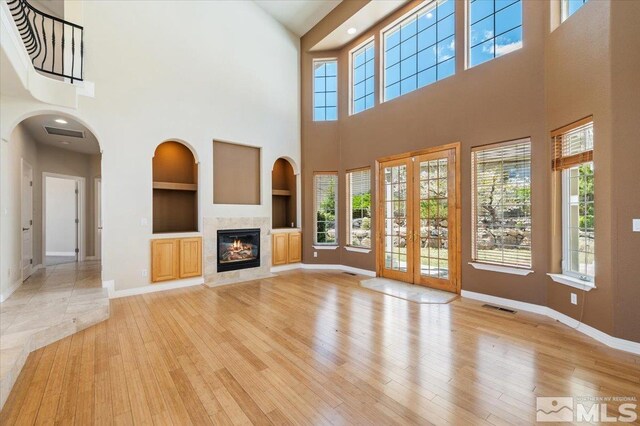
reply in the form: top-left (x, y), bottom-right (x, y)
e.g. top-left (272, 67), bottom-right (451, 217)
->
top-left (461, 290), bottom-right (640, 355)
top-left (270, 263), bottom-right (302, 273)
top-left (46, 251), bottom-right (76, 256)
top-left (103, 277), bottom-right (205, 299)
top-left (0, 277), bottom-right (22, 303)
top-left (270, 263), bottom-right (376, 277)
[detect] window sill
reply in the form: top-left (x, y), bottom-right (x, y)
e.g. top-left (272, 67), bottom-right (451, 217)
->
top-left (345, 246), bottom-right (371, 254)
top-left (313, 245), bottom-right (339, 250)
top-left (469, 262), bottom-right (533, 276)
top-left (547, 273), bottom-right (596, 291)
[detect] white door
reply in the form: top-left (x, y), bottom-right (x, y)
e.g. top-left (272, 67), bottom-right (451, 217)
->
top-left (95, 178), bottom-right (102, 259)
top-left (21, 160), bottom-right (33, 280)
top-left (45, 177), bottom-right (78, 261)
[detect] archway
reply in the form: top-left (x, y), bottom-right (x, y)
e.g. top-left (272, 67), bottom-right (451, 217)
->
top-left (5, 112), bottom-right (102, 281)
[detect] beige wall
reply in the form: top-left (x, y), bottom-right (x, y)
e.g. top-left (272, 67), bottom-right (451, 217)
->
top-left (301, 0), bottom-right (639, 341)
top-left (610, 1), bottom-right (640, 343)
top-left (213, 141), bottom-right (261, 205)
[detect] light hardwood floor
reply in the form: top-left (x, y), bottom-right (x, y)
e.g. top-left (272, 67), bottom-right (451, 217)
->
top-left (1, 270), bottom-right (639, 425)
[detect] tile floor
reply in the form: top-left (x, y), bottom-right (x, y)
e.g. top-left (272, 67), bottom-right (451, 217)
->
top-left (360, 277), bottom-right (458, 303)
top-left (0, 261), bottom-right (109, 409)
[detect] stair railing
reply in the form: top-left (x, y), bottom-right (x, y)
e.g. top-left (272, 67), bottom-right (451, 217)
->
top-left (7, 0), bottom-right (83, 82)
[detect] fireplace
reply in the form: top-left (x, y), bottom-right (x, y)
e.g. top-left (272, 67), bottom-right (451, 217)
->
top-left (217, 228), bottom-right (260, 272)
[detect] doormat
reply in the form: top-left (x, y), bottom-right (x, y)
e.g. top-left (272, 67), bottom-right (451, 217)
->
top-left (360, 277), bottom-right (457, 304)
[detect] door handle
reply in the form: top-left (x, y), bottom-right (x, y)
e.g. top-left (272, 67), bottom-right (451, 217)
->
top-left (98, 227), bottom-right (103, 230)
top-left (22, 227), bottom-right (30, 231)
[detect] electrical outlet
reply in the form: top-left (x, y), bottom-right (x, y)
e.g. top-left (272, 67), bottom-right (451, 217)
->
top-left (141, 217), bottom-right (148, 226)
top-left (633, 219), bottom-right (640, 232)
top-left (141, 269), bottom-right (148, 277)
top-left (314, 252), bottom-right (318, 258)
top-left (571, 293), bottom-right (578, 305)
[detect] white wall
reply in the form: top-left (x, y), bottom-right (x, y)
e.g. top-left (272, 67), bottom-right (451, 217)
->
top-left (1, 0), bottom-right (301, 292)
top-left (45, 177), bottom-right (77, 255)
top-left (0, 124), bottom-right (37, 298)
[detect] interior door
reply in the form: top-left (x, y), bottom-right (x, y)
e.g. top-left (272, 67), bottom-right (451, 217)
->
top-left (413, 149), bottom-right (458, 293)
top-left (21, 160), bottom-right (33, 280)
top-left (379, 158), bottom-right (414, 283)
top-left (378, 145), bottom-right (459, 293)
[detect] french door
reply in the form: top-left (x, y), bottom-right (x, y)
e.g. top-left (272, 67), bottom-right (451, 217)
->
top-left (378, 144), bottom-right (460, 293)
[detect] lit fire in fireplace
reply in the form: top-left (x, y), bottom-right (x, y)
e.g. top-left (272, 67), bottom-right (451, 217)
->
top-left (221, 238), bottom-right (256, 263)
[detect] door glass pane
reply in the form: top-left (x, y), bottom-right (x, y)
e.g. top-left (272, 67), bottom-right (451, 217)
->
top-left (383, 165), bottom-right (408, 272)
top-left (419, 158), bottom-right (449, 278)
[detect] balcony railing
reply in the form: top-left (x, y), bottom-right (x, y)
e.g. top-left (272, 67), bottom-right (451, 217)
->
top-left (7, 0), bottom-right (83, 82)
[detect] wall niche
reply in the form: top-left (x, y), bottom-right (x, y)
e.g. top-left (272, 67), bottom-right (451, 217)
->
top-left (272, 158), bottom-right (297, 229)
top-left (153, 141), bottom-right (198, 233)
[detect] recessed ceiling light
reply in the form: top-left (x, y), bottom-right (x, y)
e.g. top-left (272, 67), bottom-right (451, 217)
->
top-left (427, 12), bottom-right (433, 18)
top-left (60, 141), bottom-right (70, 145)
top-left (347, 27), bottom-right (357, 35)
top-left (55, 118), bottom-right (68, 124)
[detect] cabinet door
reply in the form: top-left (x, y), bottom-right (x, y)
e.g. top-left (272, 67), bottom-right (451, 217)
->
top-left (151, 239), bottom-right (179, 283)
top-left (272, 233), bottom-right (289, 266)
top-left (288, 232), bottom-right (302, 263)
top-left (179, 237), bottom-right (202, 278)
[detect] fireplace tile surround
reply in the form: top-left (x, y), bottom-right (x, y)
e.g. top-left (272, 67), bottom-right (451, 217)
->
top-left (204, 217), bottom-right (274, 286)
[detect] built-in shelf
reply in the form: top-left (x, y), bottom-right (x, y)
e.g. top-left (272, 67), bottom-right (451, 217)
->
top-left (272, 158), bottom-right (297, 229)
top-left (153, 141), bottom-right (198, 233)
top-left (153, 181), bottom-right (198, 191)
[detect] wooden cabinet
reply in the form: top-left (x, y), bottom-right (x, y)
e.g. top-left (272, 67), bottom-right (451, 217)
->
top-left (272, 233), bottom-right (289, 266)
top-left (151, 237), bottom-right (202, 283)
top-left (179, 238), bottom-right (202, 278)
top-left (272, 231), bottom-right (301, 266)
top-left (287, 232), bottom-right (302, 263)
top-left (151, 239), bottom-right (180, 282)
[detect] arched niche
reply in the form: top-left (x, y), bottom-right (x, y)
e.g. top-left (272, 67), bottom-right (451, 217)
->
top-left (152, 141), bottom-right (198, 233)
top-left (272, 158), bottom-right (297, 229)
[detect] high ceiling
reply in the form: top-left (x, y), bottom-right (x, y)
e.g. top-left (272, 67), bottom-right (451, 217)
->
top-left (254, 0), bottom-right (342, 36)
top-left (21, 114), bottom-right (101, 155)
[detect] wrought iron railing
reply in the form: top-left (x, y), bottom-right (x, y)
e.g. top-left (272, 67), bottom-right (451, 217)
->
top-left (7, 0), bottom-right (83, 82)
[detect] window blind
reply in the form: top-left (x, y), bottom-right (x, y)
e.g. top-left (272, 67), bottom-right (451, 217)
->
top-left (551, 117), bottom-right (593, 171)
top-left (347, 168), bottom-right (372, 248)
top-left (472, 139), bottom-right (532, 268)
top-left (314, 173), bottom-right (337, 244)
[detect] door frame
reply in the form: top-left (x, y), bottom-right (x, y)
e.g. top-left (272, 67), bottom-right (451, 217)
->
top-left (21, 159), bottom-right (34, 281)
top-left (375, 142), bottom-right (461, 294)
top-left (42, 173), bottom-right (86, 263)
top-left (94, 177), bottom-right (102, 259)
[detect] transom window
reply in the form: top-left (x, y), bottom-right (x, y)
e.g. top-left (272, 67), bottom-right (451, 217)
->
top-left (472, 139), bottom-right (532, 268)
top-left (347, 168), bottom-right (372, 248)
top-left (383, 0), bottom-right (455, 102)
top-left (313, 59), bottom-right (338, 121)
top-left (552, 119), bottom-right (594, 282)
top-left (468, 0), bottom-right (523, 68)
top-left (314, 173), bottom-right (338, 245)
top-left (562, 0), bottom-right (589, 22)
top-left (352, 41), bottom-right (375, 115)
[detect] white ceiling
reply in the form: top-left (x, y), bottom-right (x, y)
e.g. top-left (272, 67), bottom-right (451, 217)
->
top-left (254, 0), bottom-right (342, 36)
top-left (22, 114), bottom-right (101, 155)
